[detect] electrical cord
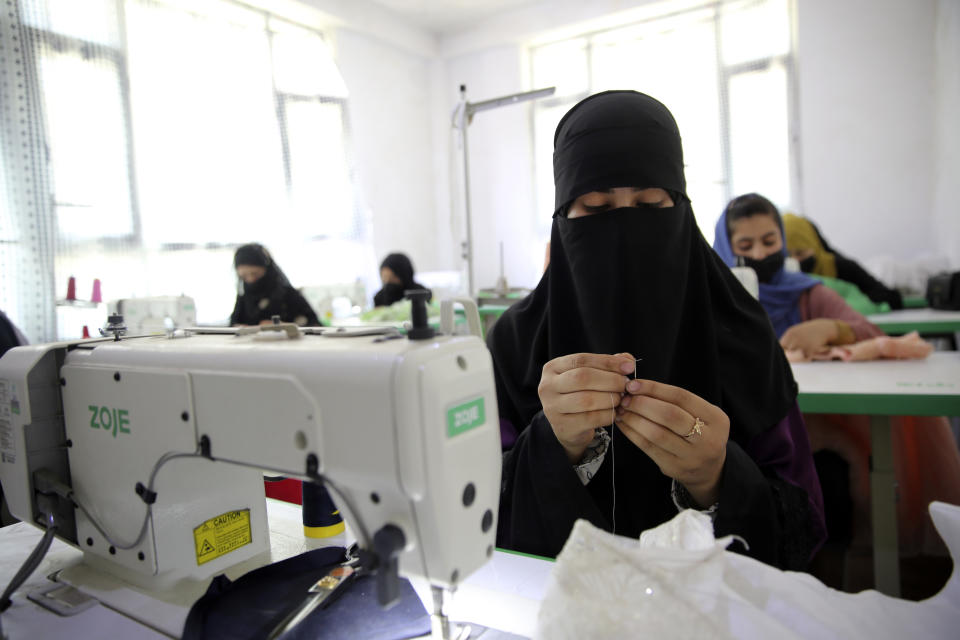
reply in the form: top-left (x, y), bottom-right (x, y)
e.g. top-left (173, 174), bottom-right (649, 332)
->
top-left (72, 450), bottom-right (373, 553)
top-left (0, 512), bottom-right (58, 614)
top-left (309, 474), bottom-right (371, 551)
top-left (57, 450), bottom-right (202, 551)
top-left (0, 449), bottom-right (198, 627)
top-left (0, 445), bottom-right (375, 629)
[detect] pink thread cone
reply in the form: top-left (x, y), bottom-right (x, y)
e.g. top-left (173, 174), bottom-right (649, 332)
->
top-left (66, 276), bottom-right (77, 301)
top-left (82, 325), bottom-right (90, 339)
top-left (91, 278), bottom-right (102, 303)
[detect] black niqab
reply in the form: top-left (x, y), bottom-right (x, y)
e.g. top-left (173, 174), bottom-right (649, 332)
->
top-left (234, 243), bottom-right (294, 320)
top-left (0, 310), bottom-right (26, 359)
top-left (374, 253), bottom-right (431, 306)
top-left (380, 253), bottom-right (415, 287)
top-left (489, 89), bottom-right (796, 446)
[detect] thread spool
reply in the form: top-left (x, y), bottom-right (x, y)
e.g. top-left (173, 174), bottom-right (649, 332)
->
top-left (302, 482), bottom-right (345, 538)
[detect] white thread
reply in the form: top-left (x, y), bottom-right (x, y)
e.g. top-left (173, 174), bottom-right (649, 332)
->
top-left (612, 358), bottom-right (641, 536)
top-left (609, 392), bottom-right (617, 535)
top-left (610, 358), bottom-right (641, 536)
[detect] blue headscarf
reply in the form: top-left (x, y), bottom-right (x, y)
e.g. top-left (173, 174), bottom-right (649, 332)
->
top-left (712, 210), bottom-right (818, 338)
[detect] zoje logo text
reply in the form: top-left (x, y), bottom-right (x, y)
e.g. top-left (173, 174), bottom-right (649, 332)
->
top-left (89, 406), bottom-right (131, 437)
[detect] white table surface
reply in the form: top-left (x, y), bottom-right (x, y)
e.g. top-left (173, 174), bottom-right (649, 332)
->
top-left (790, 351), bottom-right (960, 392)
top-left (791, 351), bottom-right (960, 414)
top-left (0, 499), bottom-right (552, 639)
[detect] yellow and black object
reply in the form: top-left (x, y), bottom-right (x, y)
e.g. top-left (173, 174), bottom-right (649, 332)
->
top-left (302, 482), bottom-right (345, 538)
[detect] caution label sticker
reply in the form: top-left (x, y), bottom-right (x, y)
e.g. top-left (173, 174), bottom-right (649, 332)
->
top-left (193, 509), bottom-right (252, 566)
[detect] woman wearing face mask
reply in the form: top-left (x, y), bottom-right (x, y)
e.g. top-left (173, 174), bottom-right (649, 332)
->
top-left (716, 194), bottom-right (960, 576)
top-left (783, 213), bottom-right (903, 311)
top-left (229, 243), bottom-right (321, 327)
top-left (714, 193), bottom-right (883, 359)
top-left (373, 253), bottom-right (431, 307)
top-left (487, 91), bottom-right (825, 570)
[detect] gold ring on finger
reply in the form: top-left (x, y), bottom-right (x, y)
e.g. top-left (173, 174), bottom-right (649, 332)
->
top-left (684, 417), bottom-right (705, 439)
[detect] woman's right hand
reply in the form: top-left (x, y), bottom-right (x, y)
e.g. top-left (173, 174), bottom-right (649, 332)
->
top-left (538, 353), bottom-right (635, 464)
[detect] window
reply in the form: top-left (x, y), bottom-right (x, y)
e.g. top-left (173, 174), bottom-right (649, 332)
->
top-left (2, 0), bottom-right (360, 338)
top-left (530, 0), bottom-right (796, 245)
top-left (35, 35), bottom-right (135, 242)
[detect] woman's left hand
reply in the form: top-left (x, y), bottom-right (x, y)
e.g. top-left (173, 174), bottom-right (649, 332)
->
top-left (615, 379), bottom-right (729, 508)
top-left (779, 318), bottom-right (838, 357)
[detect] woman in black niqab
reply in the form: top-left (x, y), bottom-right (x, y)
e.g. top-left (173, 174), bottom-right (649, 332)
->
top-left (229, 243), bottom-right (321, 327)
top-left (487, 90), bottom-right (824, 569)
top-left (373, 253), bottom-right (431, 307)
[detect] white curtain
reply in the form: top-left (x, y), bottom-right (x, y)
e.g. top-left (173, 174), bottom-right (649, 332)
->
top-left (0, 0), bottom-right (363, 340)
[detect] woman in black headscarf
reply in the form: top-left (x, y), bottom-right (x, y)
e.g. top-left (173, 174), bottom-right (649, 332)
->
top-left (229, 244), bottom-right (321, 327)
top-left (0, 309), bottom-right (27, 359)
top-left (373, 253), bottom-right (431, 307)
top-left (487, 90), bottom-right (825, 570)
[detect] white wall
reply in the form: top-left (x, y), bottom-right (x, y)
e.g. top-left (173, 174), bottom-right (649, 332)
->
top-left (434, 0), bottom-right (954, 286)
top-left (300, 0), bottom-right (436, 57)
top-left (795, 0), bottom-right (939, 264)
top-left (435, 0), bottom-right (671, 291)
top-left (316, 0), bottom-right (677, 293)
top-left (443, 46), bottom-right (544, 292)
top-left (316, 0), bottom-right (955, 294)
top-left (933, 0), bottom-right (960, 269)
top-left (334, 27), bottom-right (440, 284)
top-left (294, 0), bottom-right (450, 299)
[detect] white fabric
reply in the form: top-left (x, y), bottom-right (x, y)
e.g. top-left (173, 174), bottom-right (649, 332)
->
top-left (535, 502), bottom-right (960, 639)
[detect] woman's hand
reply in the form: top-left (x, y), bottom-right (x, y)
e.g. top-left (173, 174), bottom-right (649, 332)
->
top-left (539, 353), bottom-right (634, 464)
top-left (616, 379), bottom-right (729, 508)
top-left (779, 318), bottom-right (841, 357)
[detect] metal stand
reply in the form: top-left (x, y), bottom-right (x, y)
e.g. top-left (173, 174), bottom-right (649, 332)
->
top-left (870, 415), bottom-right (901, 596)
top-left (452, 85), bottom-right (555, 297)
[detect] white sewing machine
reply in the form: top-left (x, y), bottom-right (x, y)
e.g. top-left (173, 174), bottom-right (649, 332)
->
top-left (108, 295), bottom-right (197, 334)
top-left (0, 300), bottom-right (500, 638)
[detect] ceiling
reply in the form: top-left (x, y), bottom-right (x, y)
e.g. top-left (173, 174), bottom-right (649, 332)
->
top-left (366, 0), bottom-right (539, 34)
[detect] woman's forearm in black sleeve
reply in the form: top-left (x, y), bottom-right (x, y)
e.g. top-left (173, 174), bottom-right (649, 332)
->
top-left (715, 442), bottom-right (821, 571)
top-left (497, 412), bottom-right (606, 558)
top-left (229, 295), bottom-right (243, 326)
top-left (712, 442), bottom-right (780, 565)
top-left (287, 289), bottom-right (322, 326)
top-left (835, 255), bottom-right (903, 309)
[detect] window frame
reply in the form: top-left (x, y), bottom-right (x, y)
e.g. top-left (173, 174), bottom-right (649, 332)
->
top-left (24, 22), bottom-right (143, 249)
top-left (5, 0), bottom-right (360, 338)
top-left (24, 0), bottom-right (356, 252)
top-left (528, 0), bottom-right (799, 224)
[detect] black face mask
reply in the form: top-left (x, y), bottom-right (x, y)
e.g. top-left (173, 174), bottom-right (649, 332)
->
top-left (243, 272), bottom-right (273, 296)
top-left (798, 255), bottom-right (816, 273)
top-left (744, 252), bottom-right (785, 284)
top-left (377, 282), bottom-right (406, 306)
